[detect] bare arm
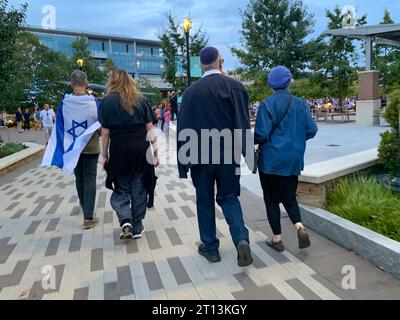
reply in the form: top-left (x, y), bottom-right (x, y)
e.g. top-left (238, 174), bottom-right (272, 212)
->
top-left (101, 128), bottom-right (110, 167)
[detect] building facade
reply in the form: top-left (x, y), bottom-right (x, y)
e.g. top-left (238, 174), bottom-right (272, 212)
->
top-left (25, 26), bottom-right (170, 89)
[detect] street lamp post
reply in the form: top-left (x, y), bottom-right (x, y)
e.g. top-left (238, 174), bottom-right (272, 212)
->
top-left (182, 18), bottom-right (192, 87)
top-left (77, 58), bottom-right (84, 71)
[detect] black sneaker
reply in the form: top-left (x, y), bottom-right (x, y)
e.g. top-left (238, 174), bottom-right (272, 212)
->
top-left (298, 228), bottom-right (311, 249)
top-left (120, 223), bottom-right (133, 240)
top-left (198, 244), bottom-right (221, 263)
top-left (236, 240), bottom-right (253, 267)
top-left (132, 222), bottom-right (145, 239)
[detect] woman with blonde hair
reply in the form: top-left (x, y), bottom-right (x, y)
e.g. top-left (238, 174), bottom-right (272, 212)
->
top-left (99, 69), bottom-right (159, 240)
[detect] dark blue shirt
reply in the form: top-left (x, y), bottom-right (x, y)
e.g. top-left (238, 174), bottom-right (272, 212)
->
top-left (254, 89), bottom-right (318, 176)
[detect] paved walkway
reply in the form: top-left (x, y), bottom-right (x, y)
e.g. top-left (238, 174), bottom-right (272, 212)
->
top-left (0, 127), bottom-right (399, 300)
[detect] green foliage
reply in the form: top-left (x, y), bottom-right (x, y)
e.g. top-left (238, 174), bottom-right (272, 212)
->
top-left (103, 59), bottom-right (117, 76)
top-left (244, 73), bottom-right (272, 103)
top-left (373, 9), bottom-right (400, 95)
top-left (289, 78), bottom-right (330, 99)
top-left (0, 0), bottom-right (27, 111)
top-left (378, 130), bottom-right (399, 175)
top-left (138, 77), bottom-right (163, 107)
top-left (308, 6), bottom-right (367, 107)
top-left (326, 175), bottom-right (400, 242)
top-left (11, 32), bottom-right (72, 109)
top-left (71, 36), bottom-right (107, 84)
top-left (157, 12), bottom-right (208, 92)
top-left (231, 0), bottom-right (315, 78)
top-left (378, 89), bottom-right (400, 175)
top-left (384, 89), bottom-right (400, 129)
top-left (0, 142), bottom-right (26, 158)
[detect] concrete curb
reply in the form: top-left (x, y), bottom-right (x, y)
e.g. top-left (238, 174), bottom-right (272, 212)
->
top-left (300, 204), bottom-right (400, 280)
top-left (0, 142), bottom-right (45, 176)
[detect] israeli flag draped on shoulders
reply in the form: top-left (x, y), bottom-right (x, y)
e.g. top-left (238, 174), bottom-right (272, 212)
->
top-left (42, 94), bottom-right (101, 174)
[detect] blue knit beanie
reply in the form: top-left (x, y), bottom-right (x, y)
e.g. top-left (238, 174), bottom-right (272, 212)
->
top-left (268, 66), bottom-right (293, 90)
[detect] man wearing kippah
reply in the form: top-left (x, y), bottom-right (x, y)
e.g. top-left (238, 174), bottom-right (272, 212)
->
top-left (177, 47), bottom-right (253, 267)
top-left (254, 66), bottom-right (318, 252)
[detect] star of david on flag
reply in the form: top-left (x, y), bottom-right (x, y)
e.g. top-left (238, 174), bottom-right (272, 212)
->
top-left (42, 94), bottom-right (101, 174)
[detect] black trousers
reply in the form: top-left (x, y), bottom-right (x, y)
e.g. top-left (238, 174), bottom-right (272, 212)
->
top-left (259, 173), bottom-right (302, 235)
top-left (23, 120), bottom-right (30, 130)
top-left (74, 153), bottom-right (99, 220)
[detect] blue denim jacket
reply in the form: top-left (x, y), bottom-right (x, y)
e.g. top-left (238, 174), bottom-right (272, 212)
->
top-left (254, 89), bottom-right (318, 176)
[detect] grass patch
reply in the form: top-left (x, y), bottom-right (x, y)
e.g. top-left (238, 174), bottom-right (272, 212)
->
top-left (325, 175), bottom-right (400, 242)
top-left (0, 142), bottom-right (27, 159)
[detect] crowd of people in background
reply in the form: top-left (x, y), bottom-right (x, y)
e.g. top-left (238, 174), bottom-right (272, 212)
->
top-left (306, 97), bottom-right (357, 115)
top-left (0, 104), bottom-right (56, 144)
top-left (248, 97), bottom-right (357, 120)
top-left (153, 92), bottom-right (178, 133)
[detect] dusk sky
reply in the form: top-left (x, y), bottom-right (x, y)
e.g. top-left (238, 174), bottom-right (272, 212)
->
top-left (8, 0), bottom-right (400, 70)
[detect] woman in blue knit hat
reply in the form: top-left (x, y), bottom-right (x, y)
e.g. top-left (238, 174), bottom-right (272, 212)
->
top-left (254, 66), bottom-right (318, 252)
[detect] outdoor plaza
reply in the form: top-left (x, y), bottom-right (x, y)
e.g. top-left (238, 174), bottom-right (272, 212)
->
top-left (0, 121), bottom-right (399, 300)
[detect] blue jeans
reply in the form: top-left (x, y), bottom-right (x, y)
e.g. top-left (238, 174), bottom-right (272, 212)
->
top-left (190, 164), bottom-right (249, 252)
top-left (110, 173), bottom-right (147, 227)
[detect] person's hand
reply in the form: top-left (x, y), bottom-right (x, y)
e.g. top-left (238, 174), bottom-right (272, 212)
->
top-left (153, 150), bottom-right (160, 167)
top-left (102, 157), bottom-right (109, 169)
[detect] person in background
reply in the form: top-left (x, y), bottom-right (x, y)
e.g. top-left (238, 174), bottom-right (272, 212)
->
top-left (160, 101), bottom-right (166, 131)
top-left (23, 108), bottom-right (31, 131)
top-left (15, 108), bottom-right (23, 133)
top-left (100, 69), bottom-right (159, 240)
top-left (164, 105), bottom-right (170, 133)
top-left (34, 107), bottom-right (41, 130)
top-left (1, 109), bottom-right (6, 126)
top-left (254, 66), bottom-right (318, 253)
top-left (154, 105), bottom-right (161, 127)
top-left (40, 104), bottom-right (55, 145)
top-left (170, 91), bottom-right (178, 121)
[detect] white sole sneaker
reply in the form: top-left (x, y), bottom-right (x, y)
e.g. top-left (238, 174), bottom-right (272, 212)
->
top-left (132, 227), bottom-right (145, 239)
top-left (120, 223), bottom-right (133, 240)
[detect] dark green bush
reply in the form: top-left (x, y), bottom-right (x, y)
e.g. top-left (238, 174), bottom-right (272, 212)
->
top-left (378, 89), bottom-right (400, 175)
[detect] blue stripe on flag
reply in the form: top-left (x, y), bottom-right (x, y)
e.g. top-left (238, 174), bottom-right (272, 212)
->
top-left (51, 100), bottom-right (65, 168)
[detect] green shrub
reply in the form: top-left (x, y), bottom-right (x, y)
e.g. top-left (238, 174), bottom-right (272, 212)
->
top-left (326, 175), bottom-right (400, 242)
top-left (378, 89), bottom-right (400, 175)
top-left (0, 142), bottom-right (26, 158)
top-left (378, 130), bottom-right (399, 175)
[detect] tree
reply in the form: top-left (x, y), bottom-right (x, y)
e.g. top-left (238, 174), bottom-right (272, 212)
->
top-left (11, 32), bottom-right (72, 109)
top-left (0, 0), bottom-right (27, 111)
top-left (103, 59), bottom-right (117, 76)
top-left (373, 9), bottom-right (400, 95)
top-left (231, 0), bottom-right (315, 79)
top-left (158, 13), bottom-right (208, 93)
top-left (71, 36), bottom-right (107, 84)
top-left (308, 6), bottom-right (367, 107)
top-left (138, 77), bottom-right (163, 107)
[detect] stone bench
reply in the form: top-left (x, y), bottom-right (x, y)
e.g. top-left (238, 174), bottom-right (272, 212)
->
top-left (297, 148), bottom-right (378, 207)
